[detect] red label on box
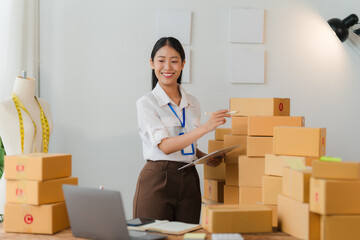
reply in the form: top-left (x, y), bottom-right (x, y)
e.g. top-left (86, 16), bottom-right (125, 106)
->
top-left (16, 188), bottom-right (23, 197)
top-left (279, 103), bottom-right (283, 111)
top-left (24, 214), bottom-right (33, 224)
top-left (315, 192), bottom-right (319, 202)
top-left (16, 164), bottom-right (25, 172)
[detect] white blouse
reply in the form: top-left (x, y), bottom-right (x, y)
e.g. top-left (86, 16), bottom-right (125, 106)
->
top-left (136, 83), bottom-right (201, 163)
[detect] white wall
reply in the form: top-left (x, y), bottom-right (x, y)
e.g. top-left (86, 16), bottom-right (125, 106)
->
top-left (39, 0), bottom-right (360, 219)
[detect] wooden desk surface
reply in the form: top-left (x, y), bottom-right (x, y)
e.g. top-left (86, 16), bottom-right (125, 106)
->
top-left (0, 223), bottom-right (298, 239)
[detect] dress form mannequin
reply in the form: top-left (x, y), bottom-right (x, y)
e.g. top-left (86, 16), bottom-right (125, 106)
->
top-left (0, 75), bottom-right (53, 216)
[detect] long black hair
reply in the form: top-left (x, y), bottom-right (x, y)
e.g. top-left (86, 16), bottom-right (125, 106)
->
top-left (151, 37), bottom-right (185, 90)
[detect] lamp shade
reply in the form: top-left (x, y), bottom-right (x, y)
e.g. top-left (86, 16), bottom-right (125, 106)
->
top-left (328, 14), bottom-right (359, 42)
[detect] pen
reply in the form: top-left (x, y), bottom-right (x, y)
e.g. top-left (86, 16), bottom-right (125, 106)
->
top-left (204, 111), bottom-right (238, 116)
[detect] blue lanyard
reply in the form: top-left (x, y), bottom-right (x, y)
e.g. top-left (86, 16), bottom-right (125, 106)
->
top-left (168, 103), bottom-right (185, 128)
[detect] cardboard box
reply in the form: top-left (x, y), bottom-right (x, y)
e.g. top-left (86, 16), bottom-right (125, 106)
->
top-left (247, 137), bottom-right (273, 157)
top-left (248, 116), bottom-right (304, 136)
top-left (273, 127), bottom-right (326, 157)
top-left (202, 204), bottom-right (272, 233)
top-left (282, 167), bottom-right (311, 203)
top-left (262, 176), bottom-right (282, 205)
top-left (229, 98), bottom-right (290, 116)
top-left (6, 177), bottom-right (78, 205)
top-left (224, 135), bottom-right (247, 163)
top-left (201, 204), bottom-right (241, 231)
top-left (239, 187), bottom-right (262, 205)
top-left (231, 117), bottom-right (248, 135)
top-left (215, 128), bottom-right (232, 141)
top-left (224, 185), bottom-right (239, 205)
top-left (263, 204), bottom-right (278, 227)
top-left (265, 154), bottom-right (317, 176)
top-left (226, 163), bottom-right (238, 186)
top-left (208, 140), bottom-right (224, 153)
top-left (204, 179), bottom-right (225, 202)
top-left (5, 153), bottom-right (72, 180)
top-left (312, 160), bottom-right (360, 180)
top-left (238, 156), bottom-right (265, 187)
top-left (4, 202), bottom-right (70, 234)
top-left (278, 195), bottom-right (320, 240)
top-left (320, 215), bottom-right (360, 240)
top-left (309, 177), bottom-right (360, 214)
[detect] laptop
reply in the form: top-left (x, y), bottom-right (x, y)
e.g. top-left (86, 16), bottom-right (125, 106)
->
top-left (62, 185), bottom-right (167, 240)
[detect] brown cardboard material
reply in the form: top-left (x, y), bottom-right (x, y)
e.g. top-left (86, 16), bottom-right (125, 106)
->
top-left (239, 187), bottom-right (262, 205)
top-left (231, 117), bottom-right (248, 135)
top-left (278, 195), bottom-right (320, 240)
top-left (215, 128), bottom-right (232, 141)
top-left (6, 177), bottom-right (78, 205)
top-left (263, 204), bottom-right (278, 227)
top-left (248, 116), bottom-right (304, 136)
top-left (312, 160), bottom-right (360, 180)
top-left (238, 156), bottom-right (265, 187)
top-left (225, 163), bottom-right (238, 186)
top-left (273, 127), bottom-right (326, 157)
top-left (262, 176), bottom-right (282, 205)
top-left (282, 167), bottom-right (311, 203)
top-left (224, 135), bottom-right (247, 163)
top-left (202, 204), bottom-right (272, 233)
top-left (204, 140), bottom-right (226, 179)
top-left (208, 140), bottom-right (225, 153)
top-left (224, 185), bottom-right (239, 205)
top-left (309, 177), bottom-right (360, 214)
top-left (320, 215), bottom-right (360, 240)
top-left (247, 137), bottom-right (273, 157)
top-left (204, 179), bottom-right (225, 202)
top-left (5, 153), bottom-right (72, 181)
top-left (4, 202), bottom-right (70, 234)
top-left (229, 98), bottom-right (290, 116)
top-left (265, 154), bottom-right (317, 176)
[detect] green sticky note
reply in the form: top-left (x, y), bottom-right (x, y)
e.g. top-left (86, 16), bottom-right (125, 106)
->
top-left (320, 156), bottom-right (342, 162)
top-left (184, 233), bottom-right (206, 240)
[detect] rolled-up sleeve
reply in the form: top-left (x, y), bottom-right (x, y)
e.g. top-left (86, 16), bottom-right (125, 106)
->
top-left (137, 97), bottom-right (169, 147)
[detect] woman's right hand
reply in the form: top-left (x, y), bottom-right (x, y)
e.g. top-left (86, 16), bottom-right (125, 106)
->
top-left (202, 109), bottom-right (230, 133)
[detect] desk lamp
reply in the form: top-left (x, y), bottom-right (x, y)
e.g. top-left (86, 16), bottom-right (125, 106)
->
top-left (328, 14), bottom-right (360, 42)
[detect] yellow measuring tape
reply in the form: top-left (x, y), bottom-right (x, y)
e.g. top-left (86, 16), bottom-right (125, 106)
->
top-left (11, 92), bottom-right (50, 153)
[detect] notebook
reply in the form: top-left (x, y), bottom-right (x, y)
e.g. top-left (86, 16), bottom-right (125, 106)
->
top-left (62, 185), bottom-right (167, 240)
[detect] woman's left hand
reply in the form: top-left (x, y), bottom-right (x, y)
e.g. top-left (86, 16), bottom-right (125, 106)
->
top-left (205, 154), bottom-right (224, 167)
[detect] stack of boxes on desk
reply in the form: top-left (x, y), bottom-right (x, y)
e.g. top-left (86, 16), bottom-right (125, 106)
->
top-left (309, 160), bottom-right (360, 239)
top-left (3, 153), bottom-right (78, 234)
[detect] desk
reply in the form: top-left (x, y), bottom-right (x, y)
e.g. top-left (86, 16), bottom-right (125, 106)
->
top-left (0, 223), bottom-right (298, 239)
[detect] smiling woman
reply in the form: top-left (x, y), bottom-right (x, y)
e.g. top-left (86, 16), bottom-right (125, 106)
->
top-left (133, 37), bottom-right (230, 224)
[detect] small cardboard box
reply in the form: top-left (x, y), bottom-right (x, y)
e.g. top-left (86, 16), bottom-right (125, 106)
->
top-left (204, 179), bottom-right (225, 202)
top-left (5, 153), bottom-right (72, 181)
top-left (247, 136), bottom-right (273, 157)
top-left (320, 215), bottom-right (360, 240)
top-left (6, 177), bottom-right (78, 205)
top-left (239, 187), bottom-right (262, 205)
top-left (278, 195), bottom-right (320, 240)
top-left (4, 202), bottom-right (70, 234)
top-left (263, 204), bottom-right (278, 227)
top-left (226, 163), bottom-right (238, 186)
top-left (224, 185), bottom-right (239, 205)
top-left (215, 128), bottom-right (232, 141)
top-left (273, 127), bottom-right (326, 157)
top-left (231, 117), bottom-right (248, 135)
top-left (229, 98), bottom-right (290, 116)
top-left (309, 177), bottom-right (360, 214)
top-left (312, 160), bottom-right (360, 180)
top-left (238, 156), bottom-right (265, 187)
top-left (208, 140), bottom-right (224, 153)
top-left (262, 176), bottom-right (282, 205)
top-left (224, 135), bottom-right (247, 163)
top-left (282, 167), bottom-right (311, 203)
top-left (265, 154), bottom-right (316, 176)
top-left (202, 204), bottom-right (272, 233)
top-left (248, 116), bottom-right (304, 136)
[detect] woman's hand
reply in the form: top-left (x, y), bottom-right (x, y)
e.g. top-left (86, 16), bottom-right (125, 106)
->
top-left (206, 154), bottom-right (224, 167)
top-left (202, 109), bottom-right (230, 133)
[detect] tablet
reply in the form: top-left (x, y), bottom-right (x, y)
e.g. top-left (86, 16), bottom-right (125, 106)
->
top-left (178, 145), bottom-right (240, 171)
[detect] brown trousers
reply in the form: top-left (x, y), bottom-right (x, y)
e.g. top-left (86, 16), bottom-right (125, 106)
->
top-left (133, 160), bottom-right (201, 224)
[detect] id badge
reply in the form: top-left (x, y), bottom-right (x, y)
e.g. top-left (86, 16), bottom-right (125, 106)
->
top-left (179, 132), bottom-right (195, 155)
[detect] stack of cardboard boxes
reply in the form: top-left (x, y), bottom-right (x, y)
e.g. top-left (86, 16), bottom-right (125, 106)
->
top-left (310, 160), bottom-right (360, 240)
top-left (275, 127), bottom-right (326, 239)
top-left (3, 153), bottom-right (78, 234)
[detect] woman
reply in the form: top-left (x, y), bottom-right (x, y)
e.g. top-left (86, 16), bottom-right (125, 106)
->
top-left (133, 37), bottom-right (229, 224)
